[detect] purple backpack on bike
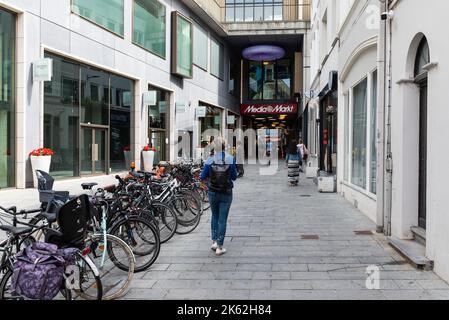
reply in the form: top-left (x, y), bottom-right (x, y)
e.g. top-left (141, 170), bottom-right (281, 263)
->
top-left (11, 242), bottom-right (78, 300)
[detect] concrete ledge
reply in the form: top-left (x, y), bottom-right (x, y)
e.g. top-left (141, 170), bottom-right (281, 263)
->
top-left (388, 237), bottom-right (434, 271)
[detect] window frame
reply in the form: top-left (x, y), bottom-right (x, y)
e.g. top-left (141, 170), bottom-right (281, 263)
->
top-left (171, 11), bottom-right (193, 79)
top-left (345, 69), bottom-right (378, 197)
top-left (132, 0), bottom-right (167, 59)
top-left (71, 0), bottom-right (125, 38)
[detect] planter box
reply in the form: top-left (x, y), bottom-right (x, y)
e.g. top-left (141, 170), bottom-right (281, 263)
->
top-left (142, 150), bottom-right (155, 172)
top-left (317, 171), bottom-right (336, 193)
top-left (30, 156), bottom-right (52, 188)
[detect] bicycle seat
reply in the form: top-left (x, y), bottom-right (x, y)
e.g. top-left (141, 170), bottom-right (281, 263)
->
top-left (81, 182), bottom-right (98, 190)
top-left (0, 225), bottom-right (33, 236)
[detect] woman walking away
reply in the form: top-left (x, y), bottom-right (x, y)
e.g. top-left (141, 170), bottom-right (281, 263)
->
top-left (200, 137), bottom-right (238, 256)
top-left (286, 139), bottom-right (301, 186)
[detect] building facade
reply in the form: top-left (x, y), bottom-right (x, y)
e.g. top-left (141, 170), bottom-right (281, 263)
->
top-left (0, 0), bottom-right (240, 189)
top-left (385, 0), bottom-right (449, 283)
top-left (305, 0), bottom-right (449, 283)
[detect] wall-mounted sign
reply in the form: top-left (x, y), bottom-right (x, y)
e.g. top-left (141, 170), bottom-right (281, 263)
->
top-left (176, 102), bottom-right (186, 113)
top-left (227, 115), bottom-right (235, 125)
top-left (143, 91), bottom-right (157, 106)
top-left (33, 58), bottom-right (53, 82)
top-left (240, 103), bottom-right (298, 115)
top-left (196, 106), bottom-right (206, 118)
top-left (214, 115), bottom-right (221, 125)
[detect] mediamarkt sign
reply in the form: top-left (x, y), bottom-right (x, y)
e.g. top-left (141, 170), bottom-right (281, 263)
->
top-left (240, 103), bottom-right (298, 115)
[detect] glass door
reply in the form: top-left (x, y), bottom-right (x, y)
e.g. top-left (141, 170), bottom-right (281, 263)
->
top-left (150, 130), bottom-right (166, 165)
top-left (81, 127), bottom-right (108, 176)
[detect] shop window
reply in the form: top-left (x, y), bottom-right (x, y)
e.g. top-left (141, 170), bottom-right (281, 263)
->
top-left (0, 8), bottom-right (15, 188)
top-left (351, 78), bottom-right (368, 189)
top-left (44, 52), bottom-right (133, 178)
top-left (110, 75), bottom-right (132, 172)
top-left (72, 0), bottom-right (124, 36)
top-left (133, 0), bottom-right (166, 58)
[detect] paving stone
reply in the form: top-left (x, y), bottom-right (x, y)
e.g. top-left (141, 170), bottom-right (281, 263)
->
top-left (113, 165), bottom-right (448, 299)
top-left (250, 289), bottom-right (339, 300)
top-left (121, 289), bottom-right (168, 300)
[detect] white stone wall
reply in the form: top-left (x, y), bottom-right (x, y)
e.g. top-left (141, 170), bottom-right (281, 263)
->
top-left (388, 0), bottom-right (449, 283)
top-left (337, 0), bottom-right (379, 223)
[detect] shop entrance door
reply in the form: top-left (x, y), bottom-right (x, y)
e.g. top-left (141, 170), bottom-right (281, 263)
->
top-left (81, 126), bottom-right (108, 176)
top-left (418, 81), bottom-right (427, 229)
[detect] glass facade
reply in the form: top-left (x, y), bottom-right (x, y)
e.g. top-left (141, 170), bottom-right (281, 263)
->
top-left (148, 85), bottom-right (170, 164)
top-left (351, 79), bottom-right (368, 189)
top-left (248, 59), bottom-right (292, 101)
top-left (193, 23), bottom-right (208, 70)
top-left (210, 37), bottom-right (224, 79)
top-left (225, 0), bottom-right (283, 22)
top-left (72, 0), bottom-right (124, 36)
top-left (171, 12), bottom-right (193, 78)
top-left (44, 53), bottom-right (132, 178)
top-left (0, 9), bottom-right (15, 188)
top-left (133, 0), bottom-right (166, 58)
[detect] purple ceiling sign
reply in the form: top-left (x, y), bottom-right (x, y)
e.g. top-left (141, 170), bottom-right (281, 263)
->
top-left (242, 45), bottom-right (286, 61)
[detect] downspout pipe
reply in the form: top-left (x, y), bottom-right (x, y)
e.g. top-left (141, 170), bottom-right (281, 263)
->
top-left (376, 0), bottom-right (387, 233)
top-left (384, 0), bottom-right (393, 236)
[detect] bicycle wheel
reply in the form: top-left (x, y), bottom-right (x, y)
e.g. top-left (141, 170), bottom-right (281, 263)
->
top-left (197, 187), bottom-right (210, 211)
top-left (143, 202), bottom-right (177, 243)
top-left (0, 269), bottom-right (72, 300)
top-left (83, 234), bottom-right (135, 300)
top-left (70, 252), bottom-right (103, 300)
top-left (169, 193), bottom-right (201, 235)
top-left (109, 216), bottom-right (161, 273)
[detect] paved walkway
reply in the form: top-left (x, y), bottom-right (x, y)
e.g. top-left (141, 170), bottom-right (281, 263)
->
top-left (124, 165), bottom-right (449, 300)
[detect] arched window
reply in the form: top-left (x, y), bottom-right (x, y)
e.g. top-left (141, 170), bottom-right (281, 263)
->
top-left (414, 37), bottom-right (430, 77)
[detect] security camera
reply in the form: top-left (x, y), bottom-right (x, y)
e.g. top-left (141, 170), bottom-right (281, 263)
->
top-left (381, 10), bottom-right (394, 20)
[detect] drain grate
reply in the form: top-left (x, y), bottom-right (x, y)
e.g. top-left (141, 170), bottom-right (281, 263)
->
top-left (301, 235), bottom-right (319, 240)
top-left (354, 230), bottom-right (374, 235)
top-left (300, 195), bottom-right (312, 197)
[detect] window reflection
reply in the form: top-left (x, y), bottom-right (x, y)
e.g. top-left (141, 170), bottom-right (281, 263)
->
top-left (225, 0), bottom-right (283, 22)
top-left (248, 59), bottom-right (292, 101)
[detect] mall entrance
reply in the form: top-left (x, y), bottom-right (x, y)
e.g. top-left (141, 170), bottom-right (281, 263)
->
top-left (241, 103), bottom-right (299, 161)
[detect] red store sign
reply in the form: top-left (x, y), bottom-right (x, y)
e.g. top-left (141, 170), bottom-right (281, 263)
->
top-left (240, 103), bottom-right (298, 115)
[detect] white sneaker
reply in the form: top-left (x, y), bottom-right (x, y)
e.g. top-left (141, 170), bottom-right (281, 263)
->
top-left (211, 242), bottom-right (218, 251)
top-left (215, 247), bottom-right (227, 256)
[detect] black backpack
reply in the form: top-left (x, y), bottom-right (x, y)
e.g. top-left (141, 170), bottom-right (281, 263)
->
top-left (209, 154), bottom-right (232, 193)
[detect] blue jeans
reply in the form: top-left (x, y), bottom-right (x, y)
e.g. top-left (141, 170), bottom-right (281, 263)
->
top-left (209, 190), bottom-right (233, 247)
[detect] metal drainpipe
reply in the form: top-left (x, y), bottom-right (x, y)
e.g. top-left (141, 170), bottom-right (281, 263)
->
top-left (384, 0), bottom-right (393, 236)
top-left (376, 0), bottom-right (387, 233)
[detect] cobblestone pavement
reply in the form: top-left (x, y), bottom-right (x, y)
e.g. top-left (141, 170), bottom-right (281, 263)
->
top-left (124, 165), bottom-right (449, 300)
